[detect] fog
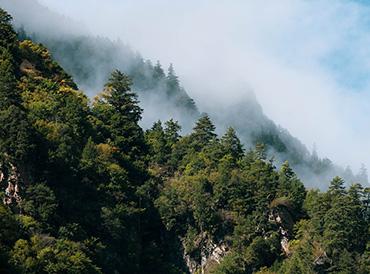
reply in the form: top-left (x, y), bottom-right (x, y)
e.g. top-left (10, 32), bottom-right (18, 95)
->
top-left (2, 0), bottom-right (370, 179)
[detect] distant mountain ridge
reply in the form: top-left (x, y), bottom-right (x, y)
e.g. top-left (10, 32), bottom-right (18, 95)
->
top-left (2, 0), bottom-right (367, 188)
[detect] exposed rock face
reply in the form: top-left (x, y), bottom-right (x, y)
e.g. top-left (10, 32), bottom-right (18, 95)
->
top-left (183, 233), bottom-right (228, 274)
top-left (269, 205), bottom-right (294, 256)
top-left (184, 204), bottom-right (295, 273)
top-left (1, 163), bottom-right (22, 208)
top-left (20, 59), bottom-right (37, 74)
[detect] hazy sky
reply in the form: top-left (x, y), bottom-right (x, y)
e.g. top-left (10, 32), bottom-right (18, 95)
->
top-left (22, 0), bottom-right (370, 171)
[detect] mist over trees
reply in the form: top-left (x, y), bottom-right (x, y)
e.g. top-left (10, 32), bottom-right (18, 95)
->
top-left (6, 0), bottom-right (367, 189)
top-left (19, 30), bottom-right (200, 133)
top-left (0, 5), bottom-right (369, 274)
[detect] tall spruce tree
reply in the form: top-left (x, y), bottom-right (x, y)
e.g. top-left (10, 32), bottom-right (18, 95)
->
top-left (221, 127), bottom-right (244, 161)
top-left (145, 121), bottom-right (168, 165)
top-left (328, 176), bottom-right (346, 198)
top-left (0, 9), bottom-right (16, 51)
top-left (153, 61), bottom-right (165, 80)
top-left (277, 161), bottom-right (306, 213)
top-left (94, 69), bottom-right (146, 162)
top-left (164, 119), bottom-right (181, 147)
top-left (190, 114), bottom-right (217, 150)
top-left (166, 63), bottom-right (180, 93)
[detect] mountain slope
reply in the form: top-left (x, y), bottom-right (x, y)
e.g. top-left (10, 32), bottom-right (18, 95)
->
top-left (0, 6), bottom-right (369, 274)
top-left (2, 0), bottom-right (367, 188)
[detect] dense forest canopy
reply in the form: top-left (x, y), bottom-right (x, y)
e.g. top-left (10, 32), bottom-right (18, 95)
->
top-left (0, 7), bottom-right (369, 274)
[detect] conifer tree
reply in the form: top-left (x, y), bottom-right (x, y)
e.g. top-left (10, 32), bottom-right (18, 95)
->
top-left (0, 49), bottom-right (20, 109)
top-left (190, 114), bottom-right (217, 150)
top-left (221, 127), bottom-right (244, 161)
top-left (164, 119), bottom-right (181, 147)
top-left (104, 70), bottom-right (142, 122)
top-left (328, 176), bottom-right (346, 197)
top-left (277, 161), bottom-right (306, 212)
top-left (153, 61), bottom-right (165, 80)
top-left (0, 48), bottom-right (32, 163)
top-left (0, 9), bottom-right (17, 50)
top-left (146, 121), bottom-right (168, 164)
top-left (357, 164), bottom-right (369, 185)
top-left (94, 70), bottom-right (146, 161)
top-left (166, 63), bottom-right (180, 94)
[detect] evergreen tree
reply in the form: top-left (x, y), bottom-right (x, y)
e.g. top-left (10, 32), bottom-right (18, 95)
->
top-left (220, 127), bottom-right (244, 161)
top-left (0, 9), bottom-right (17, 50)
top-left (164, 119), bottom-right (181, 147)
top-left (347, 183), bottom-right (367, 252)
top-left (357, 164), bottom-right (369, 185)
top-left (93, 69), bottom-right (146, 161)
top-left (303, 189), bottom-right (330, 234)
top-left (0, 6), bottom-right (368, 274)
top-left (104, 70), bottom-right (142, 122)
top-left (0, 49), bottom-right (21, 109)
top-left (153, 61), bottom-right (165, 80)
top-left (0, 48), bottom-right (32, 163)
top-left (166, 63), bottom-right (180, 93)
top-left (328, 176), bottom-right (346, 198)
top-left (323, 183), bottom-right (367, 257)
top-left (190, 114), bottom-right (217, 150)
top-left (146, 121), bottom-right (168, 164)
top-left (277, 161), bottom-right (306, 213)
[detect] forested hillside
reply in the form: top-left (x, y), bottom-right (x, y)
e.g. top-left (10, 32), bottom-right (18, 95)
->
top-left (0, 7), bottom-right (369, 274)
top-left (22, 32), bottom-right (200, 132)
top-left (3, 0), bottom-right (366, 188)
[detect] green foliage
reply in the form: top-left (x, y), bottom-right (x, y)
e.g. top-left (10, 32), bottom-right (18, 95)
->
top-left (277, 161), bottom-right (306, 213)
top-left (0, 47), bottom-right (33, 163)
top-left (220, 127), bottom-right (244, 164)
top-left (164, 119), bottom-right (181, 146)
top-left (10, 235), bottom-right (101, 274)
top-left (210, 252), bottom-right (245, 274)
top-left (22, 183), bottom-right (57, 224)
top-left (0, 105), bottom-right (33, 163)
top-left (0, 205), bottom-right (19, 247)
top-left (328, 176), bottom-right (346, 197)
top-left (92, 69), bottom-right (146, 164)
top-left (0, 8), bottom-right (17, 50)
top-left (323, 192), bottom-right (366, 254)
top-left (0, 8), bottom-right (368, 274)
top-left (190, 114), bottom-right (217, 150)
top-left (0, 48), bottom-right (20, 108)
top-left (145, 121), bottom-right (168, 164)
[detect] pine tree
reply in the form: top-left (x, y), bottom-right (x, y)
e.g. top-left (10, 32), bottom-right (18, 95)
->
top-left (166, 63), bottom-right (180, 94)
top-left (347, 183), bottom-right (367, 252)
top-left (146, 121), bottom-right (168, 164)
top-left (323, 182), bottom-right (367, 257)
top-left (190, 114), bottom-right (217, 150)
top-left (0, 49), bottom-right (21, 109)
top-left (80, 137), bottom-right (99, 176)
top-left (277, 161), bottom-right (306, 213)
top-left (328, 176), bottom-right (346, 197)
top-left (94, 70), bottom-right (146, 160)
top-left (221, 127), bottom-right (244, 161)
top-left (164, 119), bottom-right (181, 147)
top-left (104, 69), bottom-right (142, 122)
top-left (0, 48), bottom-right (32, 163)
top-left (357, 164), bottom-right (369, 185)
top-left (0, 9), bottom-right (17, 50)
top-left (153, 61), bottom-right (165, 80)
top-left (363, 187), bottom-right (370, 222)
